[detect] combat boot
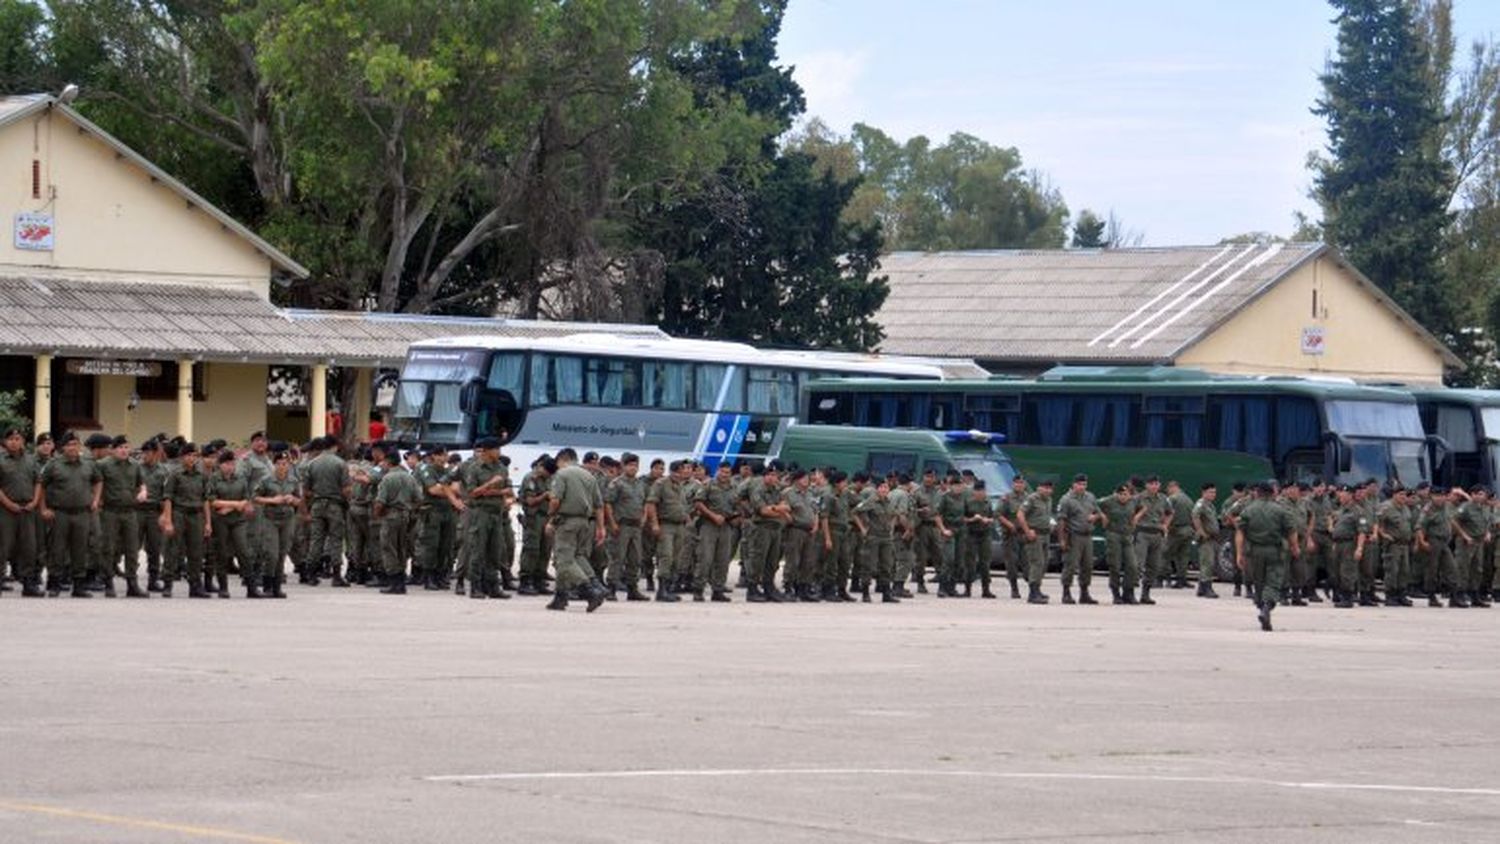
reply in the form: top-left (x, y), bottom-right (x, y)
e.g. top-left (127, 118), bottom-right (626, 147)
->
top-left (763, 582), bottom-right (786, 603)
top-left (1290, 592), bottom-right (1307, 607)
top-left (1008, 578), bottom-right (1021, 599)
top-left (546, 591), bottom-right (568, 611)
top-left (839, 585), bottom-right (856, 602)
top-left (267, 575), bottom-right (287, 599)
top-left (981, 584), bottom-right (997, 599)
top-left (1109, 585), bottom-right (1121, 603)
top-left (1333, 590), bottom-right (1354, 609)
top-left (454, 577), bottom-right (465, 595)
top-left (1451, 591), bottom-right (1472, 608)
top-left (217, 573), bottom-right (231, 599)
top-left (148, 577), bottom-right (164, 593)
top-left (1384, 591), bottom-right (1403, 607)
top-left (801, 585), bottom-right (822, 603)
top-left (1429, 594), bottom-right (1443, 607)
top-left (1138, 584), bottom-right (1155, 605)
top-left (880, 581), bottom-right (900, 603)
top-left (1358, 590), bottom-right (1379, 607)
top-left (1079, 586), bottom-right (1098, 605)
top-left (822, 584), bottom-right (840, 602)
top-left (1232, 582), bottom-right (1242, 597)
top-left (913, 571), bottom-right (928, 594)
top-left (245, 578), bottom-right (265, 599)
top-left (102, 576), bottom-right (117, 598)
top-left (486, 578), bottom-right (512, 600)
top-left (860, 581), bottom-right (872, 603)
top-left (331, 572), bottom-right (349, 588)
top-left (70, 582), bottom-right (93, 598)
top-left (1305, 586), bottom-right (1323, 603)
top-left (423, 573), bottom-right (444, 591)
top-left (626, 582), bottom-right (650, 602)
top-left (1027, 585), bottom-right (1049, 605)
top-left (1197, 582), bottom-right (1219, 599)
top-left (381, 574), bottom-right (406, 594)
top-left (935, 579), bottom-right (953, 598)
top-left (203, 572), bottom-right (217, 593)
top-left (1061, 585), bottom-right (1075, 605)
top-left (126, 578), bottom-right (148, 598)
top-left (516, 575), bottom-right (538, 596)
top-left (22, 580), bottom-right (45, 598)
top-left (711, 589), bottom-right (733, 603)
top-left (1398, 591), bottom-right (1414, 607)
top-left (746, 584), bottom-right (767, 603)
top-left (1122, 586), bottom-right (1138, 605)
top-left (1473, 591), bottom-right (1491, 608)
top-left (585, 579), bottom-right (608, 613)
top-left (655, 582), bottom-right (681, 603)
top-left (1257, 603), bottom-right (1274, 632)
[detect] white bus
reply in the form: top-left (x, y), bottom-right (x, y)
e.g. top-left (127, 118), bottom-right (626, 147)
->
top-left (389, 334), bottom-right (950, 477)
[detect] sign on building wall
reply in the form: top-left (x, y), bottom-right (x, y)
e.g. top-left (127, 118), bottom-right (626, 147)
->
top-left (1300, 326), bottom-right (1326, 356)
top-left (65, 359), bottom-right (162, 378)
top-left (14, 213), bottom-right (54, 251)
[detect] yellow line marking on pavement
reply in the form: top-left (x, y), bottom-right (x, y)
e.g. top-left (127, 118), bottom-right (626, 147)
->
top-left (0, 801), bottom-right (301, 844)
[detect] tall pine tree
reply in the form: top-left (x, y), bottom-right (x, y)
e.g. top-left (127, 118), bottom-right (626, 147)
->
top-left (1313, 0), bottom-right (1456, 339)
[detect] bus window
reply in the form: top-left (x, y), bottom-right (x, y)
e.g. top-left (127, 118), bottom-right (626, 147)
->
top-left (1431, 405), bottom-right (1478, 452)
top-left (1143, 395), bottom-right (1206, 448)
top-left (808, 392), bottom-right (852, 425)
top-left (644, 361), bottom-right (691, 409)
top-left (1274, 397), bottom-right (1321, 461)
top-left (586, 358), bottom-right (640, 406)
top-left (868, 451), bottom-right (917, 477)
top-left (1210, 396), bottom-right (1272, 457)
top-left (529, 353), bottom-right (584, 406)
top-left (695, 364), bottom-right (729, 411)
top-left (1076, 395), bottom-right (1134, 447)
top-left (1024, 396), bottom-right (1077, 446)
top-left (748, 368), bottom-right (796, 414)
top-left (927, 396), bottom-right (959, 428)
top-left (486, 352), bottom-right (525, 402)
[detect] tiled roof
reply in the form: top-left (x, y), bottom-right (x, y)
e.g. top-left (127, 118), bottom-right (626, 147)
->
top-left (876, 243), bottom-right (1331, 362)
top-left (0, 276), bottom-right (666, 365)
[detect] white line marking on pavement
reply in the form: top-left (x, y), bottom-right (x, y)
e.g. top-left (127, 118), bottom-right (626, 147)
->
top-left (421, 767), bottom-right (1500, 797)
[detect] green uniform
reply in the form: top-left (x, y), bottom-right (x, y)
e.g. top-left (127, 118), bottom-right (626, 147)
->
top-left (0, 449), bottom-right (40, 587)
top-left (1330, 502), bottom-right (1369, 596)
top-left (1454, 500), bottom-right (1492, 594)
top-left (890, 486), bottom-right (917, 586)
top-left (163, 464), bottom-right (209, 587)
top-left (1055, 488), bottom-right (1099, 590)
top-left (237, 451), bottom-right (274, 586)
top-left (746, 478), bottom-right (785, 590)
top-left (605, 473), bottom-right (647, 590)
top-left (1099, 495), bottom-right (1137, 596)
top-left (375, 466), bottom-right (422, 578)
top-left (40, 455), bottom-right (99, 587)
top-left (416, 461), bottom-right (458, 585)
top-left (781, 484), bottom-right (819, 593)
top-left (255, 474), bottom-right (300, 585)
top-left (347, 459), bottom-right (378, 581)
top-left (1133, 491), bottom-right (1171, 587)
top-left (911, 482), bottom-right (945, 585)
top-left (139, 459), bottom-right (168, 587)
top-left (853, 493), bottom-right (897, 589)
top-left (461, 457), bottom-right (512, 596)
top-left (1192, 497), bottom-right (1220, 586)
top-left (208, 473), bottom-right (255, 585)
top-left (997, 491), bottom-right (1027, 591)
top-left (962, 493), bottom-right (994, 590)
top-left (648, 476), bottom-right (691, 585)
top-left (98, 455), bottom-right (145, 585)
top-left (1019, 490), bottom-right (1053, 589)
top-left (1165, 490), bottom-right (1196, 583)
top-left (938, 488), bottom-right (968, 587)
top-left (1418, 501), bottom-right (1459, 596)
top-left (695, 476), bottom-right (738, 593)
top-left (519, 469), bottom-right (552, 587)
top-left (1238, 498), bottom-right (1295, 607)
top-left (549, 464), bottom-right (602, 592)
top-left (1376, 499), bottom-right (1413, 597)
top-left (302, 451), bottom-right (349, 577)
top-left (826, 485), bottom-right (856, 592)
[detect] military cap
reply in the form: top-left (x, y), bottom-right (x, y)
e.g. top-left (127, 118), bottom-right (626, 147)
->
top-left (1036, 478), bottom-right (1054, 487)
top-left (1, 426), bottom-right (21, 439)
top-left (218, 449), bottom-right (237, 462)
top-left (583, 451), bottom-right (600, 463)
top-left (269, 440), bottom-right (290, 454)
top-left (179, 442), bottom-right (198, 455)
top-left (474, 437), bottom-right (501, 450)
top-left (201, 444), bottom-right (219, 457)
top-left (499, 455), bottom-right (511, 466)
top-left (973, 480), bottom-right (986, 491)
top-left (139, 439), bottom-right (161, 454)
top-left (1254, 480), bottom-right (1275, 494)
top-left (110, 435), bottom-right (129, 448)
top-left (621, 452), bottom-right (639, 464)
top-left (427, 444), bottom-right (447, 455)
top-left (1073, 473), bottom-right (1088, 483)
top-left (301, 439), bottom-right (320, 451)
top-left (84, 433), bottom-right (112, 449)
top-left (249, 430), bottom-right (266, 441)
top-left (447, 454), bottom-right (462, 466)
top-left (384, 452), bottom-right (402, 466)
top-left (34, 431), bottom-right (52, 445)
top-left (58, 432), bottom-right (80, 446)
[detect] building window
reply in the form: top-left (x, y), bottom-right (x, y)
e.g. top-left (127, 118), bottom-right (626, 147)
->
top-left (136, 361), bottom-right (207, 402)
top-left (52, 362), bottom-right (96, 430)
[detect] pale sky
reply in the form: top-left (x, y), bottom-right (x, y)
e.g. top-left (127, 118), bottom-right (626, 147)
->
top-left (779, 0), bottom-right (1500, 246)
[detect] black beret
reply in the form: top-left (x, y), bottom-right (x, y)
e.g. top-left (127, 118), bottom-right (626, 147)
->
top-left (474, 437), bottom-right (501, 450)
top-left (58, 432), bottom-right (79, 446)
top-left (85, 433), bottom-right (112, 449)
top-left (218, 449), bottom-right (237, 462)
top-left (111, 435), bottom-right (129, 448)
top-left (34, 431), bottom-right (52, 445)
top-left (178, 442), bottom-right (198, 455)
top-left (1, 426), bottom-right (21, 438)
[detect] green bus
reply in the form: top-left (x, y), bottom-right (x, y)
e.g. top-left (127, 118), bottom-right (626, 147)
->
top-left (800, 366), bottom-right (1434, 492)
top-left (1412, 388), bottom-right (1500, 492)
top-left (777, 426), bottom-right (1018, 493)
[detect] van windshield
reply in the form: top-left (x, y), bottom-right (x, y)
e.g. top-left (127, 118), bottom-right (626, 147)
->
top-left (954, 455), bottom-right (1016, 493)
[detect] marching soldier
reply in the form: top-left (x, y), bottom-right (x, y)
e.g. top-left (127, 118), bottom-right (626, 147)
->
top-left (544, 448), bottom-right (609, 612)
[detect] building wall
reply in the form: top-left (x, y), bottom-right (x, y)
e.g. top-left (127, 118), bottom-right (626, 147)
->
top-left (0, 108), bottom-right (272, 297)
top-left (1176, 256), bottom-right (1447, 384)
top-left (96, 363), bottom-right (268, 445)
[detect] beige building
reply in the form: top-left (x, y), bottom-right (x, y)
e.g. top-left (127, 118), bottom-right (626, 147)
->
top-left (874, 243), bottom-right (1460, 384)
top-left (0, 92), bottom-right (664, 444)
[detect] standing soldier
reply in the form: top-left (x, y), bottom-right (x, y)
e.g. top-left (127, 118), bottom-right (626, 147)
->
top-left (1015, 479), bottom-right (1055, 604)
top-left (375, 451), bottom-right (423, 595)
top-left (253, 445), bottom-right (299, 598)
top-left (31, 432), bottom-right (54, 586)
top-left (1377, 486), bottom-right (1413, 607)
top-left (302, 436), bottom-right (351, 587)
top-left (583, 452), bottom-right (614, 594)
top-left (84, 433), bottom-right (112, 592)
top-left (1163, 480), bottom-right (1195, 589)
top-left (891, 475), bottom-right (918, 598)
top-left (605, 453), bottom-right (649, 601)
top-left (962, 480), bottom-right (996, 599)
top-left (910, 469), bottom-right (948, 595)
top-left (1453, 486), bottom-right (1493, 608)
top-left (1191, 483), bottom-right (1221, 599)
top-left (823, 470), bottom-right (857, 602)
top-left (1235, 481), bottom-right (1299, 632)
top-left (416, 446), bottom-right (462, 591)
top-left (0, 426), bottom-right (43, 597)
top-left (98, 435), bottom-right (148, 597)
top-left (159, 443), bottom-right (209, 598)
top-left (1328, 485), bottom-right (1369, 608)
top-left (459, 438), bottom-right (515, 600)
top-left (1055, 473), bottom-right (1101, 605)
top-left (995, 475), bottom-right (1029, 599)
top-left (1307, 481), bottom-right (1333, 601)
top-left (1281, 483), bottom-right (1315, 606)
top-left (346, 444), bottom-right (378, 586)
top-left (1098, 484), bottom-right (1138, 604)
top-left (937, 473), bottom-right (968, 598)
top-left (745, 464), bottom-right (790, 602)
top-left (1220, 482), bottom-right (1251, 598)
top-left (1417, 487), bottom-right (1462, 607)
top-left (238, 432), bottom-right (274, 591)
top-left (1131, 476), bottom-right (1171, 605)
top-left (693, 461), bottom-right (738, 602)
top-left (641, 458), bottom-right (666, 591)
top-left (644, 460), bottom-right (690, 603)
top-left (39, 432), bottom-right (101, 598)
top-left (779, 469), bottom-right (820, 601)
top-left (544, 448), bottom-right (609, 612)
top-left (517, 454), bottom-right (554, 596)
top-left (209, 451), bottom-right (259, 598)
top-left (853, 479), bottom-right (900, 603)
top-left (138, 440), bottom-right (168, 592)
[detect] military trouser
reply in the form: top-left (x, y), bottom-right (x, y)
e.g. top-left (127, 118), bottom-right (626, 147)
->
top-left (1416, 545), bottom-right (1437, 592)
top-left (212, 517), bottom-right (255, 580)
top-left (1457, 539), bottom-right (1486, 594)
top-left (913, 524), bottom-right (944, 581)
top-left (1022, 536), bottom-right (1046, 587)
top-left (246, 510), bottom-right (269, 585)
top-left (894, 534), bottom-right (915, 583)
top-left (381, 510), bottom-right (414, 577)
top-left (1103, 531), bottom-right (1136, 594)
top-left (695, 520), bottom-right (734, 591)
top-left (420, 507), bottom-right (456, 584)
top-left (745, 521), bottom-right (783, 586)
top-left (50, 509), bottom-right (92, 584)
top-left (589, 520), bottom-right (611, 587)
top-left (100, 508), bottom-right (140, 581)
top-left (454, 509), bottom-right (470, 581)
top-left (940, 531), bottom-right (967, 585)
top-left (642, 530), bottom-right (658, 582)
top-left (1000, 534), bottom-right (1023, 586)
top-left (865, 535), bottom-right (895, 584)
top-left (608, 523), bottom-right (643, 587)
top-left (1424, 541), bottom-right (1458, 594)
top-left (262, 516), bottom-right (295, 584)
top-left (520, 513), bottom-right (549, 584)
top-left (463, 508), bottom-right (508, 591)
top-left (1290, 536), bottom-right (1313, 593)
top-left (168, 510), bottom-right (205, 584)
top-left (1382, 542), bottom-right (1410, 595)
top-left (781, 524), bottom-right (817, 588)
top-left (828, 527), bottom-right (853, 588)
top-left (1135, 530), bottom-right (1165, 586)
top-left (0, 508), bottom-right (37, 584)
top-left (1196, 539), bottom-right (1217, 585)
top-left (550, 515), bottom-right (597, 592)
top-left (88, 510), bottom-right (104, 580)
top-left (1360, 538), bottom-right (1380, 592)
top-left (1334, 538), bottom-right (1359, 594)
top-left (963, 532), bottom-right (991, 587)
top-left (291, 513), bottom-right (311, 575)
top-left (1246, 544), bottom-right (1286, 607)
top-left (307, 498), bottom-right (346, 575)
top-left (655, 521), bottom-right (688, 583)
top-left (347, 506), bottom-right (372, 577)
top-left (1165, 528), bottom-right (1194, 580)
top-left (1062, 531), bottom-right (1093, 588)
top-left (1309, 534), bottom-right (1333, 588)
top-left (140, 507), bottom-right (164, 584)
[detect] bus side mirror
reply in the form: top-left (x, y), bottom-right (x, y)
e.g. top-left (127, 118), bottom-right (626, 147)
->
top-left (1324, 433), bottom-right (1350, 474)
top-left (1425, 434), bottom-right (1452, 477)
top-left (460, 380), bottom-right (483, 414)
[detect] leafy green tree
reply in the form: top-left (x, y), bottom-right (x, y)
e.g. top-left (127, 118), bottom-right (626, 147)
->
top-left (0, 389), bottom-right (29, 438)
top-left (1312, 0), bottom-right (1456, 339)
top-left (1071, 210), bottom-right (1108, 248)
top-left (0, 0), bottom-right (45, 95)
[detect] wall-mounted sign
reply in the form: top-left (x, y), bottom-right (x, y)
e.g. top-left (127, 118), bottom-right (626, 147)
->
top-left (14, 212), bottom-right (54, 251)
top-left (65, 359), bottom-right (162, 378)
top-left (1300, 326), bottom-right (1326, 356)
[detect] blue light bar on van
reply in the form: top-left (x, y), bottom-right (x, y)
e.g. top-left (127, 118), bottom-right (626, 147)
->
top-left (944, 430), bottom-right (1006, 444)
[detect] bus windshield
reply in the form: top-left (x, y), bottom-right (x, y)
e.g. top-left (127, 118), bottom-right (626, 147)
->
top-left (1481, 407), bottom-right (1500, 441)
top-left (1325, 400), bottom-right (1425, 439)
